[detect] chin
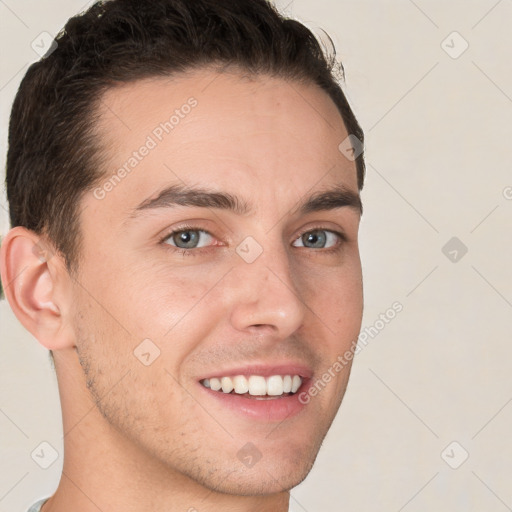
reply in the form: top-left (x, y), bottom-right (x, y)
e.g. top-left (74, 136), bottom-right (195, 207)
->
top-left (202, 461), bottom-right (314, 497)
top-left (194, 438), bottom-right (322, 497)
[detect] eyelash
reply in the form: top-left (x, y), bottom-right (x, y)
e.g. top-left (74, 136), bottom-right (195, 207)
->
top-left (159, 223), bottom-right (347, 258)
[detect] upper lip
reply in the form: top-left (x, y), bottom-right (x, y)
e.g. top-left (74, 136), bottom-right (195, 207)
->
top-left (198, 362), bottom-right (313, 381)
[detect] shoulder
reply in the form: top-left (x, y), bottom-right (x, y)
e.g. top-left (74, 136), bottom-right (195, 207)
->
top-left (27, 498), bottom-right (50, 512)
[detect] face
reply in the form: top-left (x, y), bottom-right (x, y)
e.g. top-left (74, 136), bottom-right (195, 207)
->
top-left (72, 68), bottom-right (363, 494)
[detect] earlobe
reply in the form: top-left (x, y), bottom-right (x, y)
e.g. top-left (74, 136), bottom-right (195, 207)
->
top-left (0, 226), bottom-right (75, 350)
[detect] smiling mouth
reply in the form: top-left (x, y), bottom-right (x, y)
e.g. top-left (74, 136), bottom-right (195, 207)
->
top-left (200, 374), bottom-right (303, 400)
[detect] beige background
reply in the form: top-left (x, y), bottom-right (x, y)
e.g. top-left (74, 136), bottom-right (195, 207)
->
top-left (1, 0), bottom-right (511, 510)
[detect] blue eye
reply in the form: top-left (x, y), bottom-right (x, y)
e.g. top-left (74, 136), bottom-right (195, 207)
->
top-left (160, 225), bottom-right (344, 257)
top-left (292, 229), bottom-right (341, 249)
top-left (163, 229), bottom-right (214, 249)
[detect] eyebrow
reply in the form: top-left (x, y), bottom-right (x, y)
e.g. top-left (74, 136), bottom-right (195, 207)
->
top-left (129, 182), bottom-right (362, 220)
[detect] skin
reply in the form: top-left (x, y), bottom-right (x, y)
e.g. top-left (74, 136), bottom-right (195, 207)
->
top-left (1, 68), bottom-right (363, 512)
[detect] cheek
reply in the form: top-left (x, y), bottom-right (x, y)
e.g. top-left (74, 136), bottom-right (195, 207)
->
top-left (133, 264), bottom-right (228, 341)
top-left (301, 258), bottom-right (363, 335)
top-left (83, 249), bottom-right (226, 341)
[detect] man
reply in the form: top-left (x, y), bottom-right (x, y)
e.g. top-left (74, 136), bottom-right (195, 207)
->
top-left (1, 0), bottom-right (365, 510)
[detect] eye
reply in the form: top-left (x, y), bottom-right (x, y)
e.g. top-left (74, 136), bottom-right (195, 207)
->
top-left (163, 228), bottom-right (214, 249)
top-left (292, 229), bottom-right (342, 249)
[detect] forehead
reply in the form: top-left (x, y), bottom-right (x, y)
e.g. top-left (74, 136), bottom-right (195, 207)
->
top-left (89, 68), bottom-right (357, 220)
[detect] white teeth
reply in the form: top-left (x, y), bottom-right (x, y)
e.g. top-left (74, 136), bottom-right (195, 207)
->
top-left (221, 376), bottom-right (234, 393)
top-left (210, 377), bottom-right (221, 391)
top-left (233, 375), bottom-right (249, 394)
top-left (291, 375), bottom-right (302, 393)
top-left (267, 375), bottom-right (284, 396)
top-left (248, 376), bottom-right (267, 396)
top-left (283, 375), bottom-right (292, 393)
top-left (201, 374), bottom-right (303, 396)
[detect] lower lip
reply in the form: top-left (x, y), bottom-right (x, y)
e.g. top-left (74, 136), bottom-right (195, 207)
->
top-left (198, 379), bottom-right (311, 422)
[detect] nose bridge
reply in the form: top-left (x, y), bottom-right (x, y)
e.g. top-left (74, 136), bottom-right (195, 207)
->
top-left (228, 234), bottom-right (306, 336)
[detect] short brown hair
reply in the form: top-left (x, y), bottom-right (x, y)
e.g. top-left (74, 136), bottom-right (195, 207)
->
top-left (6, 0), bottom-right (365, 273)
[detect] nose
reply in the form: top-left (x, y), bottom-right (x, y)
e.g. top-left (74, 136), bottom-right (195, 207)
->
top-left (228, 244), bottom-right (307, 338)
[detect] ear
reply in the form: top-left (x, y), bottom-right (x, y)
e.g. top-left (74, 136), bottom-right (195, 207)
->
top-left (0, 227), bottom-right (75, 350)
